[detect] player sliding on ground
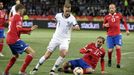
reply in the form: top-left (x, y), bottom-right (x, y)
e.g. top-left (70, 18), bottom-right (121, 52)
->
top-left (30, 3), bottom-right (80, 75)
top-left (58, 36), bottom-right (106, 74)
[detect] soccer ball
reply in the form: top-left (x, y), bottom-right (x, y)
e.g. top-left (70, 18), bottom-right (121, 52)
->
top-left (73, 67), bottom-right (83, 75)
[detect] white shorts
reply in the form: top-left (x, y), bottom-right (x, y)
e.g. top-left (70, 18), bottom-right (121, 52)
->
top-left (47, 38), bottom-right (70, 52)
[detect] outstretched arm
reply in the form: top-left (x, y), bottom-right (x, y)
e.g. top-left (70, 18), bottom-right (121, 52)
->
top-left (17, 25), bottom-right (38, 34)
top-left (100, 52), bottom-right (105, 74)
top-left (80, 43), bottom-right (92, 54)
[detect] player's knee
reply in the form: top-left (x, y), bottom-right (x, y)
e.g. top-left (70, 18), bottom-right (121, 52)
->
top-left (14, 54), bottom-right (19, 58)
top-left (63, 61), bottom-right (70, 69)
top-left (108, 49), bottom-right (113, 52)
top-left (63, 62), bottom-right (69, 67)
top-left (30, 50), bottom-right (35, 56)
top-left (116, 45), bottom-right (121, 49)
top-left (84, 68), bottom-right (94, 74)
top-left (60, 50), bottom-right (68, 58)
top-left (0, 38), bottom-right (4, 42)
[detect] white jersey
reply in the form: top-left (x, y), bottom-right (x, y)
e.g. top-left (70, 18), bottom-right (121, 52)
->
top-left (10, 5), bottom-right (16, 16)
top-left (53, 13), bottom-right (77, 40)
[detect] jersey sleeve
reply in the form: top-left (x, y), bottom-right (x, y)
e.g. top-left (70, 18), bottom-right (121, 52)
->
top-left (100, 49), bottom-right (105, 71)
top-left (72, 16), bottom-right (78, 26)
top-left (120, 13), bottom-right (129, 31)
top-left (10, 6), bottom-right (14, 15)
top-left (102, 16), bottom-right (107, 28)
top-left (55, 14), bottom-right (58, 22)
top-left (80, 43), bottom-right (92, 54)
top-left (15, 16), bottom-right (31, 33)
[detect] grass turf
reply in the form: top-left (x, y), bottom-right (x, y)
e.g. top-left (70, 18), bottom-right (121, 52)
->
top-left (0, 29), bottom-right (134, 75)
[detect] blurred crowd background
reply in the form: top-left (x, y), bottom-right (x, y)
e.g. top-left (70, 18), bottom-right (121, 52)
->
top-left (3, 0), bottom-right (134, 16)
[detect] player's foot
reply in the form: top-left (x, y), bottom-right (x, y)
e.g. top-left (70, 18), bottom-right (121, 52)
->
top-left (29, 68), bottom-right (38, 75)
top-left (2, 72), bottom-right (11, 75)
top-left (0, 53), bottom-right (4, 57)
top-left (49, 70), bottom-right (55, 75)
top-left (18, 71), bottom-right (27, 75)
top-left (116, 64), bottom-right (120, 68)
top-left (108, 60), bottom-right (112, 67)
top-left (57, 68), bottom-right (64, 72)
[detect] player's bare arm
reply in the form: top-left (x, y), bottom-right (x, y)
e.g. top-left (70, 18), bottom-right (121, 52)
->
top-left (31, 25), bottom-right (38, 31)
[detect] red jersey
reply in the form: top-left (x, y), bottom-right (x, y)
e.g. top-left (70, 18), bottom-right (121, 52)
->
top-left (80, 42), bottom-right (105, 71)
top-left (0, 9), bottom-right (6, 29)
top-left (103, 13), bottom-right (128, 36)
top-left (6, 14), bottom-right (31, 44)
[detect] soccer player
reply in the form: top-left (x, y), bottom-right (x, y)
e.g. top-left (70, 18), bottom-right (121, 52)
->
top-left (0, 1), bottom-right (7, 57)
top-left (30, 3), bottom-right (80, 75)
top-left (3, 4), bottom-right (38, 75)
top-left (9, 0), bottom-right (20, 19)
top-left (103, 4), bottom-right (130, 68)
top-left (58, 36), bottom-right (106, 74)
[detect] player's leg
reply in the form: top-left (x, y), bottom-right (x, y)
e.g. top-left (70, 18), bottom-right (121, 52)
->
top-left (107, 36), bottom-right (114, 67)
top-left (30, 50), bottom-right (53, 74)
top-left (84, 68), bottom-right (94, 74)
top-left (58, 61), bottom-right (73, 73)
top-left (0, 29), bottom-right (5, 57)
top-left (30, 39), bottom-right (59, 74)
top-left (3, 54), bottom-right (19, 75)
top-left (19, 46), bottom-right (35, 74)
top-left (0, 38), bottom-right (4, 56)
top-left (50, 39), bottom-right (70, 74)
top-left (115, 34), bottom-right (122, 68)
top-left (50, 49), bottom-right (68, 75)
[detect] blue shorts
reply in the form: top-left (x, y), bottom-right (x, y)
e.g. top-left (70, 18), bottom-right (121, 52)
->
top-left (0, 29), bottom-right (5, 38)
top-left (8, 40), bottom-right (29, 55)
top-left (69, 58), bottom-right (91, 69)
top-left (107, 34), bottom-right (122, 49)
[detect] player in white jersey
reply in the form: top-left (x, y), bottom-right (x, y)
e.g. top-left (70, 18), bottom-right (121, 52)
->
top-left (9, 0), bottom-right (20, 19)
top-left (30, 3), bottom-right (80, 75)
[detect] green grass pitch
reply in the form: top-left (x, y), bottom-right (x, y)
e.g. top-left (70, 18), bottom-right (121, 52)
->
top-left (0, 29), bottom-right (134, 75)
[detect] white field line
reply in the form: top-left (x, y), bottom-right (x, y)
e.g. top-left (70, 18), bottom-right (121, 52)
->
top-left (122, 52), bottom-right (134, 55)
top-left (0, 58), bottom-right (76, 62)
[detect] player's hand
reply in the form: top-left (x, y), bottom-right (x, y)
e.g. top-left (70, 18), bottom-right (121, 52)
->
top-left (126, 31), bottom-right (130, 36)
top-left (31, 25), bottom-right (38, 30)
top-left (103, 23), bottom-right (109, 27)
top-left (73, 25), bottom-right (80, 30)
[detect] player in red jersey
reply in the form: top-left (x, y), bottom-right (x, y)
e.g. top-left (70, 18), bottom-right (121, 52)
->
top-left (103, 4), bottom-right (130, 68)
top-left (58, 36), bottom-right (106, 74)
top-left (0, 1), bottom-right (7, 57)
top-left (3, 4), bottom-right (38, 75)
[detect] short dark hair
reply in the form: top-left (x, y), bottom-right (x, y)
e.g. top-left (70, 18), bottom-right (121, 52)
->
top-left (64, 3), bottom-right (71, 8)
top-left (97, 36), bottom-right (105, 44)
top-left (15, 4), bottom-right (25, 12)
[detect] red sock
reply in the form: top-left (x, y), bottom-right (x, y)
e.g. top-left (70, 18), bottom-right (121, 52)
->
top-left (5, 57), bottom-right (17, 73)
top-left (116, 48), bottom-right (121, 64)
top-left (20, 54), bottom-right (33, 72)
top-left (108, 51), bottom-right (112, 60)
top-left (0, 42), bottom-right (4, 53)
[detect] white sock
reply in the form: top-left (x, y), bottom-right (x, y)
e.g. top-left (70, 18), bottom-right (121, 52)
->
top-left (52, 56), bottom-right (64, 71)
top-left (35, 56), bottom-right (46, 69)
